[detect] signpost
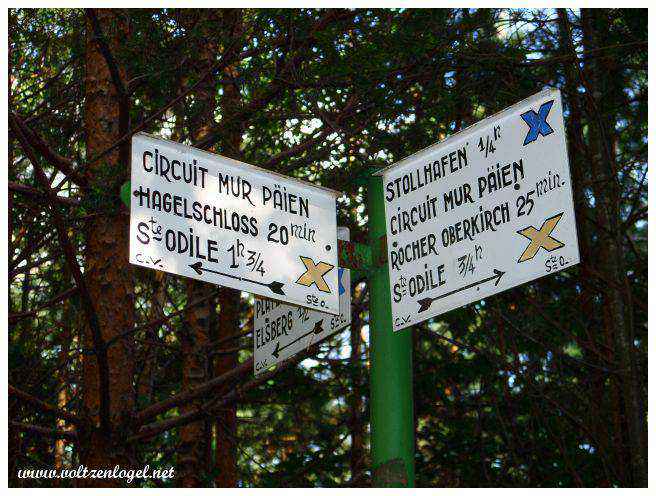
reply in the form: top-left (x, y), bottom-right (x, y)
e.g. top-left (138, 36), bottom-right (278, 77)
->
top-left (367, 175), bottom-right (414, 487)
top-left (378, 89), bottom-right (580, 330)
top-left (124, 89), bottom-right (581, 488)
top-left (129, 133), bottom-right (341, 314)
top-left (253, 228), bottom-right (352, 375)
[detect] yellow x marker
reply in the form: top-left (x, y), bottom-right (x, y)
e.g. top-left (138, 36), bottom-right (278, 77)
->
top-left (517, 212), bottom-right (565, 263)
top-left (295, 256), bottom-right (335, 293)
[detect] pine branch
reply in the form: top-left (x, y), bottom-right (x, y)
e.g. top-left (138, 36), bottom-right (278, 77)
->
top-left (9, 112), bottom-right (112, 437)
top-left (133, 359), bottom-right (252, 426)
top-left (10, 112), bottom-right (88, 189)
top-left (8, 287), bottom-right (78, 325)
top-left (10, 421), bottom-right (77, 440)
top-left (9, 385), bottom-right (81, 425)
top-left (9, 181), bottom-right (80, 207)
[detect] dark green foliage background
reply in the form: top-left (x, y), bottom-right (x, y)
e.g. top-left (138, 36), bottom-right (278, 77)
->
top-left (8, 8), bottom-right (647, 487)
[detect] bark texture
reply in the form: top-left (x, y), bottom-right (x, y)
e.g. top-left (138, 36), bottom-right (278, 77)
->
top-left (581, 8), bottom-right (647, 487)
top-left (81, 8), bottom-right (136, 485)
top-left (178, 9), bottom-right (218, 487)
top-left (213, 9), bottom-right (244, 488)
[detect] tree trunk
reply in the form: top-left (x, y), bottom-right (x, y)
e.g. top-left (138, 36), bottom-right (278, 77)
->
top-left (179, 281), bottom-right (214, 486)
top-left (581, 9), bottom-right (647, 487)
top-left (213, 288), bottom-right (239, 487)
top-left (557, 10), bottom-right (614, 484)
top-left (81, 8), bottom-right (135, 485)
top-left (213, 9), bottom-right (245, 488)
top-left (178, 10), bottom-right (218, 487)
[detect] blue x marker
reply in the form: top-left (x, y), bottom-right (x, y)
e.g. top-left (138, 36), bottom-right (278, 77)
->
top-left (520, 99), bottom-right (555, 146)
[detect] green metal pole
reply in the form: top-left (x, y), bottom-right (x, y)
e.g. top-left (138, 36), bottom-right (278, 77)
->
top-left (367, 174), bottom-right (415, 487)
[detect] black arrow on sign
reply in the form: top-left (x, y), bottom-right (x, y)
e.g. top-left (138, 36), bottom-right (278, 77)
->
top-left (416, 269), bottom-right (505, 313)
top-left (189, 261), bottom-right (285, 296)
top-left (272, 319), bottom-right (325, 359)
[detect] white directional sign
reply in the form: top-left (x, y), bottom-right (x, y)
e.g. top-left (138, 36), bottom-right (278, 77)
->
top-left (129, 133), bottom-right (340, 314)
top-left (380, 89), bottom-right (580, 330)
top-left (253, 228), bottom-right (352, 375)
